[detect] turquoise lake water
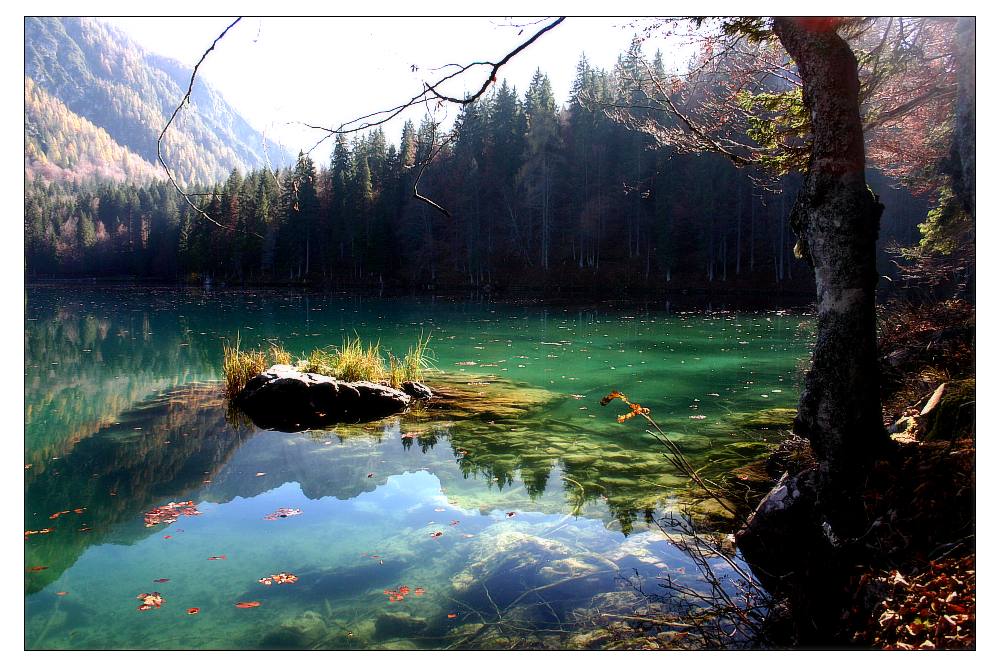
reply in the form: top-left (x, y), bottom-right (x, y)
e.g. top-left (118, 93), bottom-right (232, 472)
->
top-left (24, 286), bottom-right (813, 649)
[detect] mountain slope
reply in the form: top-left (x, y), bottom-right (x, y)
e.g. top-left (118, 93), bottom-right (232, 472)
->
top-left (24, 17), bottom-right (290, 186)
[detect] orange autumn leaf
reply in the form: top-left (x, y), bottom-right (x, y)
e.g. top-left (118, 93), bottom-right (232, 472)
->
top-left (235, 601), bottom-right (261, 608)
top-left (55, 591), bottom-right (68, 596)
top-left (136, 592), bottom-right (164, 611)
top-left (187, 607), bottom-right (200, 615)
top-left (144, 500), bottom-right (200, 528)
top-left (447, 613), bottom-right (458, 619)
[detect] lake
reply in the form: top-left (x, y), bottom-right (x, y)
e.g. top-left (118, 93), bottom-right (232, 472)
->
top-left (24, 286), bottom-right (813, 649)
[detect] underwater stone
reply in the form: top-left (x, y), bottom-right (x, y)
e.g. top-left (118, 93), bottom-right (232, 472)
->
top-left (374, 612), bottom-right (428, 639)
top-left (402, 380), bottom-right (433, 400)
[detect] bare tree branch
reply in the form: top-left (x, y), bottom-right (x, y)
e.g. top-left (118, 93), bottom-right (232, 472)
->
top-left (156, 17), bottom-right (259, 236)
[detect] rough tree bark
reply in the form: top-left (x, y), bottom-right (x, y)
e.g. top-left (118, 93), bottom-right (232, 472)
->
top-left (771, 17), bottom-right (890, 537)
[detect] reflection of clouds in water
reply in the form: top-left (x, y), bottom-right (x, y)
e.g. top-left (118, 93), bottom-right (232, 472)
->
top-left (25, 287), bottom-right (811, 648)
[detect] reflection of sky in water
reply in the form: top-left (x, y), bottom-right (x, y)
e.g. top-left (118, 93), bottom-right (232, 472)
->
top-left (25, 287), bottom-right (812, 648)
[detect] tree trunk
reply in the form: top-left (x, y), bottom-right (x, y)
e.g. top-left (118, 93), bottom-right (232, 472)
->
top-left (772, 17), bottom-right (890, 537)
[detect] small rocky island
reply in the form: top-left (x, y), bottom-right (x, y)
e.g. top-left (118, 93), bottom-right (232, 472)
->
top-left (236, 364), bottom-right (434, 430)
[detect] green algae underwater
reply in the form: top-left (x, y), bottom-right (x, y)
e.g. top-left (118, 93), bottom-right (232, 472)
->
top-left (25, 286), bottom-right (813, 649)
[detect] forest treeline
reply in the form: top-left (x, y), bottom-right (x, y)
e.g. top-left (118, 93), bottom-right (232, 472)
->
top-left (24, 48), bottom-right (929, 292)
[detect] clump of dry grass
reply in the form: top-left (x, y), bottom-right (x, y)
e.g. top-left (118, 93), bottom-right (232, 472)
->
top-left (329, 336), bottom-right (387, 383)
top-left (402, 332), bottom-right (433, 383)
top-left (269, 342), bottom-right (292, 366)
top-left (222, 335), bottom-right (268, 398)
top-left (224, 334), bottom-right (432, 396)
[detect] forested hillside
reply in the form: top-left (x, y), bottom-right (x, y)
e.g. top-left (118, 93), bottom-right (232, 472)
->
top-left (24, 17), bottom-right (288, 187)
top-left (24, 30), bottom-right (929, 292)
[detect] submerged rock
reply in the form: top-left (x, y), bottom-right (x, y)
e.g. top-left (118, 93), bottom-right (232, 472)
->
top-left (374, 612), bottom-right (428, 639)
top-left (402, 380), bottom-right (433, 400)
top-left (236, 364), bottom-right (411, 430)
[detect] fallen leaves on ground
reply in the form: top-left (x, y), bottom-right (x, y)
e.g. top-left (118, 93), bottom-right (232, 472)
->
top-left (144, 501), bottom-right (200, 528)
top-left (137, 592), bottom-right (164, 611)
top-left (263, 508), bottom-right (303, 521)
top-left (858, 554), bottom-right (975, 650)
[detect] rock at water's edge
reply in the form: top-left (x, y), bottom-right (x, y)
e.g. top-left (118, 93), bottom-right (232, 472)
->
top-left (236, 364), bottom-right (411, 430)
top-left (402, 380), bottom-right (433, 400)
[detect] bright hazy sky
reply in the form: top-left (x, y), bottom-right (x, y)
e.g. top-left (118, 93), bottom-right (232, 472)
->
top-left (103, 17), bottom-right (695, 163)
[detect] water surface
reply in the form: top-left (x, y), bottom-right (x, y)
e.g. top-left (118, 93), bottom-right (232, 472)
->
top-left (25, 286), bottom-right (813, 649)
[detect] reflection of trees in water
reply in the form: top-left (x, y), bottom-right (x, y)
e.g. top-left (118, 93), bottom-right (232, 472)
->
top-left (25, 293), bottom-right (216, 469)
top-left (443, 415), bottom-right (686, 535)
top-left (24, 384), bottom-right (251, 593)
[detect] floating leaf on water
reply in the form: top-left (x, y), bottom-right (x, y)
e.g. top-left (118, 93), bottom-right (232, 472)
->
top-left (447, 613), bottom-right (457, 619)
top-left (153, 579), bottom-right (170, 583)
top-left (136, 592), bottom-right (164, 611)
top-left (235, 601), bottom-right (261, 608)
top-left (207, 555), bottom-right (227, 561)
top-left (413, 588), bottom-right (425, 596)
top-left (259, 572), bottom-right (298, 585)
top-left (187, 608), bottom-right (200, 615)
top-left (144, 501), bottom-right (200, 528)
top-left (164, 535), bottom-right (172, 539)
top-left (27, 566), bottom-right (48, 572)
top-left (263, 508), bottom-right (303, 521)
top-left (55, 591), bottom-right (68, 596)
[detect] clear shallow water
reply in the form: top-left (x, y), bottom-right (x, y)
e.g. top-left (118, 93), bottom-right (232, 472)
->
top-left (25, 286), bottom-right (813, 649)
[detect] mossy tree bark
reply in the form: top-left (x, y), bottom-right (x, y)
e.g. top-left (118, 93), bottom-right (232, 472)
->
top-left (772, 18), bottom-right (890, 537)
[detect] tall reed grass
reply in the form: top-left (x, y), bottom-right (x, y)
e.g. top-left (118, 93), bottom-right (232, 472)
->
top-left (222, 334), bottom-right (432, 396)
